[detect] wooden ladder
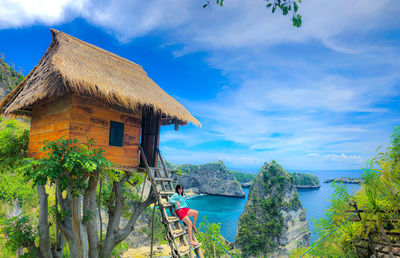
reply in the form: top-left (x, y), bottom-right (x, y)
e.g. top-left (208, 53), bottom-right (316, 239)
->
top-left (139, 146), bottom-right (204, 258)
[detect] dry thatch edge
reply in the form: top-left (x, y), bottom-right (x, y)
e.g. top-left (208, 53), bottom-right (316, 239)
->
top-left (0, 29), bottom-right (201, 127)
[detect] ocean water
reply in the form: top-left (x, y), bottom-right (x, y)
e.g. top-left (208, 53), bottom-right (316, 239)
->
top-left (185, 170), bottom-right (363, 243)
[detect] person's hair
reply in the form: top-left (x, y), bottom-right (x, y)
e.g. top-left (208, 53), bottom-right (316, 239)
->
top-left (175, 184), bottom-right (184, 196)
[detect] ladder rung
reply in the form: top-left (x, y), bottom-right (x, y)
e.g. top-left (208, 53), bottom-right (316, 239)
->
top-left (166, 216), bottom-right (179, 223)
top-left (193, 243), bottom-right (202, 249)
top-left (159, 199), bottom-right (173, 208)
top-left (154, 177), bottom-right (174, 182)
top-left (177, 245), bottom-right (190, 255)
top-left (171, 229), bottom-right (185, 238)
top-left (160, 191), bottom-right (175, 196)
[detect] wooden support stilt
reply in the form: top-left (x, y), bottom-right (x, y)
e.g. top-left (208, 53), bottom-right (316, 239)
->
top-left (140, 173), bottom-right (147, 202)
top-left (150, 204), bottom-right (156, 258)
top-left (212, 236), bottom-right (216, 258)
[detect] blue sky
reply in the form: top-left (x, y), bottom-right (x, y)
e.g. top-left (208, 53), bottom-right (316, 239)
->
top-left (0, 0), bottom-right (399, 172)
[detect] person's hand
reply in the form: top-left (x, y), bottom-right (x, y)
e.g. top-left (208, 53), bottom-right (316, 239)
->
top-left (176, 202), bottom-right (180, 208)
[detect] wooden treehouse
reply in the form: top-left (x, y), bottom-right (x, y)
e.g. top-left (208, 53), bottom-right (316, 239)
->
top-left (0, 29), bottom-right (203, 258)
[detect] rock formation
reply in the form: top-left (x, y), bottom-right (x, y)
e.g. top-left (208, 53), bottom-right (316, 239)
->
top-left (290, 172), bottom-right (320, 189)
top-left (323, 177), bottom-right (363, 184)
top-left (177, 161), bottom-right (245, 198)
top-left (235, 161), bottom-right (310, 257)
top-left (0, 59), bottom-right (24, 100)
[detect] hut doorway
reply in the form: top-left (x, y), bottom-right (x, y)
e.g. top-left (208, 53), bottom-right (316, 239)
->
top-left (140, 109), bottom-right (161, 167)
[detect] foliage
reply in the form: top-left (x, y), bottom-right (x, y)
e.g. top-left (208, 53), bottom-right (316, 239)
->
top-left (290, 172), bottom-right (320, 186)
top-left (111, 241), bottom-right (128, 257)
top-left (262, 160), bottom-right (291, 194)
top-left (24, 137), bottom-right (111, 194)
top-left (0, 117), bottom-right (38, 255)
top-left (231, 170), bottom-right (256, 183)
top-left (203, 0), bottom-right (302, 27)
top-left (292, 127), bottom-right (400, 257)
top-left (196, 217), bottom-right (231, 257)
top-left (0, 215), bottom-right (37, 253)
top-left (0, 117), bottom-right (29, 172)
top-left (0, 172), bottom-right (37, 206)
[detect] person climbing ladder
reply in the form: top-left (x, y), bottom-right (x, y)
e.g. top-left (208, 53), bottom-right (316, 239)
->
top-left (168, 184), bottom-right (200, 246)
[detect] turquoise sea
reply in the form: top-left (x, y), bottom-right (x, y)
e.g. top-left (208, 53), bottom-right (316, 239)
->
top-left (185, 170), bottom-right (363, 243)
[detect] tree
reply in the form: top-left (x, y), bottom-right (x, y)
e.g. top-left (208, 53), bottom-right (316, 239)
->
top-left (203, 0), bottom-right (302, 27)
top-left (1, 136), bottom-right (156, 257)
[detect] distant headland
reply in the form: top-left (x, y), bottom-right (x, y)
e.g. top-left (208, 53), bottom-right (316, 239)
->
top-left (323, 177), bottom-right (363, 184)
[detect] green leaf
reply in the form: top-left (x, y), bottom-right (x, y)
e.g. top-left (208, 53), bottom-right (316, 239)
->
top-left (294, 2), bottom-right (299, 12)
top-left (282, 6), bottom-right (288, 15)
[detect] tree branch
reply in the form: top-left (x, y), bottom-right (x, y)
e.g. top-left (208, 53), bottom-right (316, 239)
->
top-left (115, 185), bottom-right (156, 244)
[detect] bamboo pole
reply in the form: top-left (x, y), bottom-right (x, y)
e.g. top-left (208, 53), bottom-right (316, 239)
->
top-left (212, 235), bottom-right (216, 258)
top-left (140, 173), bottom-right (148, 202)
top-left (150, 205), bottom-right (156, 258)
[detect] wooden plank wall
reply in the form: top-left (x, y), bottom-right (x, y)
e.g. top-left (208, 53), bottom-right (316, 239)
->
top-left (28, 94), bottom-right (72, 159)
top-left (70, 95), bottom-right (141, 168)
top-left (28, 94), bottom-right (142, 169)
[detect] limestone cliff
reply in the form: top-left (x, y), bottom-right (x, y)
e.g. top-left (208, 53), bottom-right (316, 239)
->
top-left (235, 161), bottom-right (310, 257)
top-left (0, 59), bottom-right (24, 100)
top-left (177, 161), bottom-right (245, 198)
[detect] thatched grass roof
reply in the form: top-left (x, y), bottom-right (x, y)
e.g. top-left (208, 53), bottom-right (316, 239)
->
top-left (0, 29), bottom-right (200, 126)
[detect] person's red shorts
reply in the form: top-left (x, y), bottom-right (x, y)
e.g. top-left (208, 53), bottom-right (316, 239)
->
top-left (175, 208), bottom-right (190, 220)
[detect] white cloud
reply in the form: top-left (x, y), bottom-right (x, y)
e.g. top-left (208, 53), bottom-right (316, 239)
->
top-left (307, 153), bottom-right (364, 162)
top-left (1, 0), bottom-right (400, 53)
top-left (0, 0), bottom-right (87, 29)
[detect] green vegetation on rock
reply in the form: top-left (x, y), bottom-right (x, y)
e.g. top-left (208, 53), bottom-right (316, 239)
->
top-left (176, 160), bottom-right (245, 197)
top-left (231, 170), bottom-right (256, 183)
top-left (236, 161), bottom-right (306, 256)
top-left (0, 59), bottom-right (24, 100)
top-left (289, 172), bottom-right (320, 187)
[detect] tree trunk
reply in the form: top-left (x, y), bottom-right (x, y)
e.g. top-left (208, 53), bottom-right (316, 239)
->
top-left (56, 183), bottom-right (76, 258)
top-left (37, 185), bottom-right (53, 258)
top-left (51, 227), bottom-right (65, 258)
top-left (84, 175), bottom-right (99, 257)
top-left (99, 179), bottom-right (125, 258)
top-left (71, 195), bottom-right (85, 257)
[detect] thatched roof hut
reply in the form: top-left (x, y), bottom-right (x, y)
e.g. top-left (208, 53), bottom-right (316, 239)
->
top-left (0, 29), bottom-right (200, 168)
top-left (0, 29), bottom-right (200, 127)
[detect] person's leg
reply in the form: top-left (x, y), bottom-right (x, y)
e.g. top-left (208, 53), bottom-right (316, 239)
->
top-left (181, 216), bottom-right (199, 245)
top-left (187, 209), bottom-right (199, 232)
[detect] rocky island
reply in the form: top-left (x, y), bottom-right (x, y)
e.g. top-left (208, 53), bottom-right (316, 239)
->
top-left (235, 161), bottom-right (310, 257)
top-left (323, 177), bottom-right (363, 184)
top-left (290, 172), bottom-right (320, 189)
top-left (231, 170), bottom-right (256, 188)
top-left (176, 161), bottom-right (245, 197)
